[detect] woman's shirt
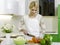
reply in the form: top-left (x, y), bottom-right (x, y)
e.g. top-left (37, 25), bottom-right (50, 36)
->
top-left (22, 14), bottom-right (46, 37)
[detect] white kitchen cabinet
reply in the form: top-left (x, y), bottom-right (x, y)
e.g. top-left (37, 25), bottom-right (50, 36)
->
top-left (6, 0), bottom-right (19, 15)
top-left (0, 0), bottom-right (18, 15)
top-left (0, 0), bottom-right (6, 14)
top-left (17, 0), bottom-right (25, 16)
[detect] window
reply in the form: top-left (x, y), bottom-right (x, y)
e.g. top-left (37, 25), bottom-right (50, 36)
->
top-left (39, 0), bottom-right (55, 16)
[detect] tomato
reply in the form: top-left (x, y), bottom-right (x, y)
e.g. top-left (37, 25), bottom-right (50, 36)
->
top-left (32, 37), bottom-right (40, 43)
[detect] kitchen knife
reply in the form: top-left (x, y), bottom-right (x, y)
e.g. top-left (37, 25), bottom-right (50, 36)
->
top-left (26, 33), bottom-right (35, 37)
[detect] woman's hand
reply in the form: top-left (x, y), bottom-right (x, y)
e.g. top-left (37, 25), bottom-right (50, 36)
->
top-left (40, 31), bottom-right (45, 34)
top-left (20, 29), bottom-right (28, 35)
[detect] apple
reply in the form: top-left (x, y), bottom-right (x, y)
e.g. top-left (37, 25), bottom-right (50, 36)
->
top-left (40, 39), bottom-right (46, 45)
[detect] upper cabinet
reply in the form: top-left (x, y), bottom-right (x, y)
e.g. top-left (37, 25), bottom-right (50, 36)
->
top-left (17, 0), bottom-right (25, 16)
top-left (0, 0), bottom-right (19, 15)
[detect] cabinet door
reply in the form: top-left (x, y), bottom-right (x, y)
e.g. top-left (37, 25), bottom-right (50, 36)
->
top-left (6, 0), bottom-right (19, 15)
top-left (0, 0), bottom-right (18, 15)
top-left (18, 0), bottom-right (25, 15)
top-left (0, 0), bottom-right (6, 14)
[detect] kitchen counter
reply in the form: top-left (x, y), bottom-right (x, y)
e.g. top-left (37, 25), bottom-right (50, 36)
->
top-left (0, 40), bottom-right (60, 45)
top-left (0, 38), bottom-right (60, 45)
top-left (25, 43), bottom-right (39, 45)
top-left (0, 34), bottom-right (60, 45)
top-left (25, 42), bottom-right (60, 45)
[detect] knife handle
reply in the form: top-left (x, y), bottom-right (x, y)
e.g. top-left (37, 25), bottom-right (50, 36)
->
top-left (27, 33), bottom-right (35, 37)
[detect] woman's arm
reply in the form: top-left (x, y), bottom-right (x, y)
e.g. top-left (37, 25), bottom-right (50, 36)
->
top-left (20, 29), bottom-right (28, 35)
top-left (19, 16), bottom-right (28, 35)
top-left (39, 16), bottom-right (46, 33)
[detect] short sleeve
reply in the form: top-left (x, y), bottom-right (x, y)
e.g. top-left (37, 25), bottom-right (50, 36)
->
top-left (39, 15), bottom-right (46, 33)
top-left (19, 16), bottom-right (27, 30)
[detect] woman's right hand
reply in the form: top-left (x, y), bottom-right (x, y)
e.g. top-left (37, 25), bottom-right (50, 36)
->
top-left (20, 29), bottom-right (28, 35)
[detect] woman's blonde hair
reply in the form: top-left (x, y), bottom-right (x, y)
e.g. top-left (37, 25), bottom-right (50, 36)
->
top-left (29, 1), bottom-right (38, 9)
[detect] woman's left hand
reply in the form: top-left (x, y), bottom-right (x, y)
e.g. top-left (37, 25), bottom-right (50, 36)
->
top-left (40, 31), bottom-right (45, 34)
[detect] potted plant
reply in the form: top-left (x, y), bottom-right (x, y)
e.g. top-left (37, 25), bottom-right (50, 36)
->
top-left (1, 24), bottom-right (14, 33)
top-left (1, 24), bottom-right (15, 38)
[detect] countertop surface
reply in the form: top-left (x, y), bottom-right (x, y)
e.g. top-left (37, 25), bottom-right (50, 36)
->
top-left (25, 42), bottom-right (60, 45)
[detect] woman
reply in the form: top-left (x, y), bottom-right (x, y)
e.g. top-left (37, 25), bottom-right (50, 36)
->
top-left (20, 1), bottom-right (46, 39)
